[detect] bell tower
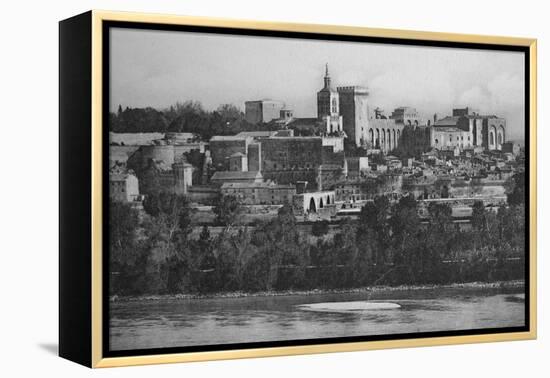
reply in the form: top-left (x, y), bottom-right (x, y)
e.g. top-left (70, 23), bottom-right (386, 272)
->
top-left (317, 64), bottom-right (339, 119)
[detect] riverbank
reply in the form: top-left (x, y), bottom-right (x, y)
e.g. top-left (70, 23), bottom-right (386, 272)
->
top-left (110, 279), bottom-right (524, 303)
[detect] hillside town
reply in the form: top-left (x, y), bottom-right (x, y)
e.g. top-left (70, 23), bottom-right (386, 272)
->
top-left (109, 65), bottom-right (524, 234)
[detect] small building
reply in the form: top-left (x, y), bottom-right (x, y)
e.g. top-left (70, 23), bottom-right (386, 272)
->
top-left (245, 100), bottom-right (286, 125)
top-left (344, 156), bottom-right (369, 178)
top-left (229, 152), bottom-right (248, 172)
top-left (209, 135), bottom-right (251, 170)
top-left (501, 141), bottom-right (521, 156)
top-left (220, 181), bottom-right (296, 205)
top-left (109, 172), bottom-right (140, 202)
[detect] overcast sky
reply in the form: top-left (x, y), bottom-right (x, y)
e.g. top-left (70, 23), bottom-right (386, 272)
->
top-left (110, 28), bottom-right (525, 140)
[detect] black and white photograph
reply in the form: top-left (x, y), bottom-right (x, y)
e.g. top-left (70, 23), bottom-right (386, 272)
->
top-left (106, 24), bottom-right (528, 353)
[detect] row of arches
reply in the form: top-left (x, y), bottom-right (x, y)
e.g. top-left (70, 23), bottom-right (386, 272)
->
top-left (368, 128), bottom-right (401, 152)
top-left (302, 192), bottom-right (335, 213)
top-left (488, 125), bottom-right (505, 149)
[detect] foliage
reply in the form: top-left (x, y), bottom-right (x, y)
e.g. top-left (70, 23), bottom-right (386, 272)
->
top-left (110, 194), bottom-right (526, 296)
top-left (213, 194), bottom-right (243, 228)
top-left (110, 101), bottom-right (272, 141)
top-left (311, 220), bottom-right (329, 237)
top-left (506, 172), bottom-right (526, 206)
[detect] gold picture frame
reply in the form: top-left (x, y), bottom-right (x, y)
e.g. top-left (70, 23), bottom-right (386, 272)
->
top-left (59, 10), bottom-right (537, 368)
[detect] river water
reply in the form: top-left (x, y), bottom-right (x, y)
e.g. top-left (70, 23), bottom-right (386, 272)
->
top-left (109, 286), bottom-right (525, 351)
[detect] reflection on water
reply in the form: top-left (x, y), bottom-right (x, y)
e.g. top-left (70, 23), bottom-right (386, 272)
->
top-left (109, 287), bottom-right (525, 351)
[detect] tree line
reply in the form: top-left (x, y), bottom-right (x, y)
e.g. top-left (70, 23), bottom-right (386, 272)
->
top-left (109, 180), bottom-right (525, 296)
top-left (110, 101), bottom-right (279, 141)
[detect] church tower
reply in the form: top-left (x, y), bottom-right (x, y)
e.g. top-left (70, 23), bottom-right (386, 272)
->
top-left (317, 64), bottom-right (339, 118)
top-left (317, 64), bottom-right (343, 135)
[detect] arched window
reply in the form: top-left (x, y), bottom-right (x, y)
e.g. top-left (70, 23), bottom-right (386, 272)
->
top-left (309, 197), bottom-right (316, 212)
top-left (331, 98), bottom-right (337, 113)
top-left (498, 125), bottom-right (505, 145)
top-left (489, 132), bottom-right (495, 146)
top-left (369, 129), bottom-right (374, 144)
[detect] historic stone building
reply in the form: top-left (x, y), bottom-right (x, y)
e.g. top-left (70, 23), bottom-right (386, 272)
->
top-left (109, 171), bottom-right (140, 203)
top-left (209, 135), bottom-right (252, 171)
top-left (220, 181), bottom-right (296, 205)
top-left (334, 174), bottom-right (403, 204)
top-left (484, 116), bottom-right (507, 150)
top-left (137, 159), bottom-right (193, 196)
top-left (433, 109), bottom-right (506, 151)
top-left (337, 85), bottom-right (370, 147)
top-left (292, 190), bottom-right (337, 218)
top-left (245, 100), bottom-right (286, 124)
top-left (397, 108), bottom-right (507, 156)
top-left (317, 64), bottom-right (344, 135)
top-left (260, 136), bottom-right (344, 189)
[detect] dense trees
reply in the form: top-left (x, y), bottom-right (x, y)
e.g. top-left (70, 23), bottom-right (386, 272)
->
top-left (110, 101), bottom-right (271, 141)
top-left (213, 194), bottom-right (243, 230)
top-left (110, 192), bottom-right (526, 296)
top-left (506, 171), bottom-right (526, 206)
top-left (110, 106), bottom-right (169, 134)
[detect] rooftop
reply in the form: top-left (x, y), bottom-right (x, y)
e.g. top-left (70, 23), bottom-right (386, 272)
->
top-left (434, 116), bottom-right (461, 126)
top-left (235, 131), bottom-right (277, 138)
top-left (221, 181), bottom-right (295, 189)
top-left (210, 135), bottom-right (249, 142)
top-left (433, 126), bottom-right (466, 132)
top-left (211, 171), bottom-right (263, 181)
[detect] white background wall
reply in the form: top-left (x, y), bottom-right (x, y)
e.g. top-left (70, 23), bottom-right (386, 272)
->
top-left (1, 0), bottom-right (547, 376)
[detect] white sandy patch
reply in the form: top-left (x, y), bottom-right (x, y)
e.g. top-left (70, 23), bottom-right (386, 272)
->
top-left (297, 301), bottom-right (401, 313)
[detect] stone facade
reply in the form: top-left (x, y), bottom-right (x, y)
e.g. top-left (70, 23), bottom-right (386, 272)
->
top-left (484, 117), bottom-right (507, 150)
top-left (391, 107), bottom-right (422, 125)
top-left (334, 174), bottom-right (403, 203)
top-left (245, 100), bottom-right (285, 124)
top-left (109, 172), bottom-right (140, 202)
top-left (337, 86), bottom-right (370, 147)
top-left (209, 135), bottom-right (251, 170)
top-left (317, 64), bottom-right (340, 119)
top-left (368, 118), bottom-right (404, 153)
top-left (293, 190), bottom-right (336, 215)
top-left (220, 181), bottom-right (296, 205)
top-left (138, 159), bottom-right (193, 196)
top-left (397, 108), bottom-right (507, 156)
top-left (432, 127), bottom-right (473, 150)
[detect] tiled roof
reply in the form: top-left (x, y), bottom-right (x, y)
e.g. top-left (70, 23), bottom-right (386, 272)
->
top-left (211, 171), bottom-right (263, 181)
top-left (235, 131), bottom-right (276, 138)
top-left (210, 135), bottom-right (248, 142)
top-left (434, 116), bottom-right (460, 126)
top-left (287, 118), bottom-right (320, 128)
top-left (221, 181), bottom-right (294, 189)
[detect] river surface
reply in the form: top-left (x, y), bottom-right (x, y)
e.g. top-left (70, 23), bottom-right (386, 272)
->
top-left (109, 286), bottom-right (525, 351)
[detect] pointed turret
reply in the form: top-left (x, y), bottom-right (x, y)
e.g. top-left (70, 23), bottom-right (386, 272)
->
top-left (323, 63), bottom-right (332, 89)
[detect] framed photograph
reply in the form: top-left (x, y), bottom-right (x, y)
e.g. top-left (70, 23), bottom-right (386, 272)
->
top-left (59, 10), bottom-right (537, 368)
